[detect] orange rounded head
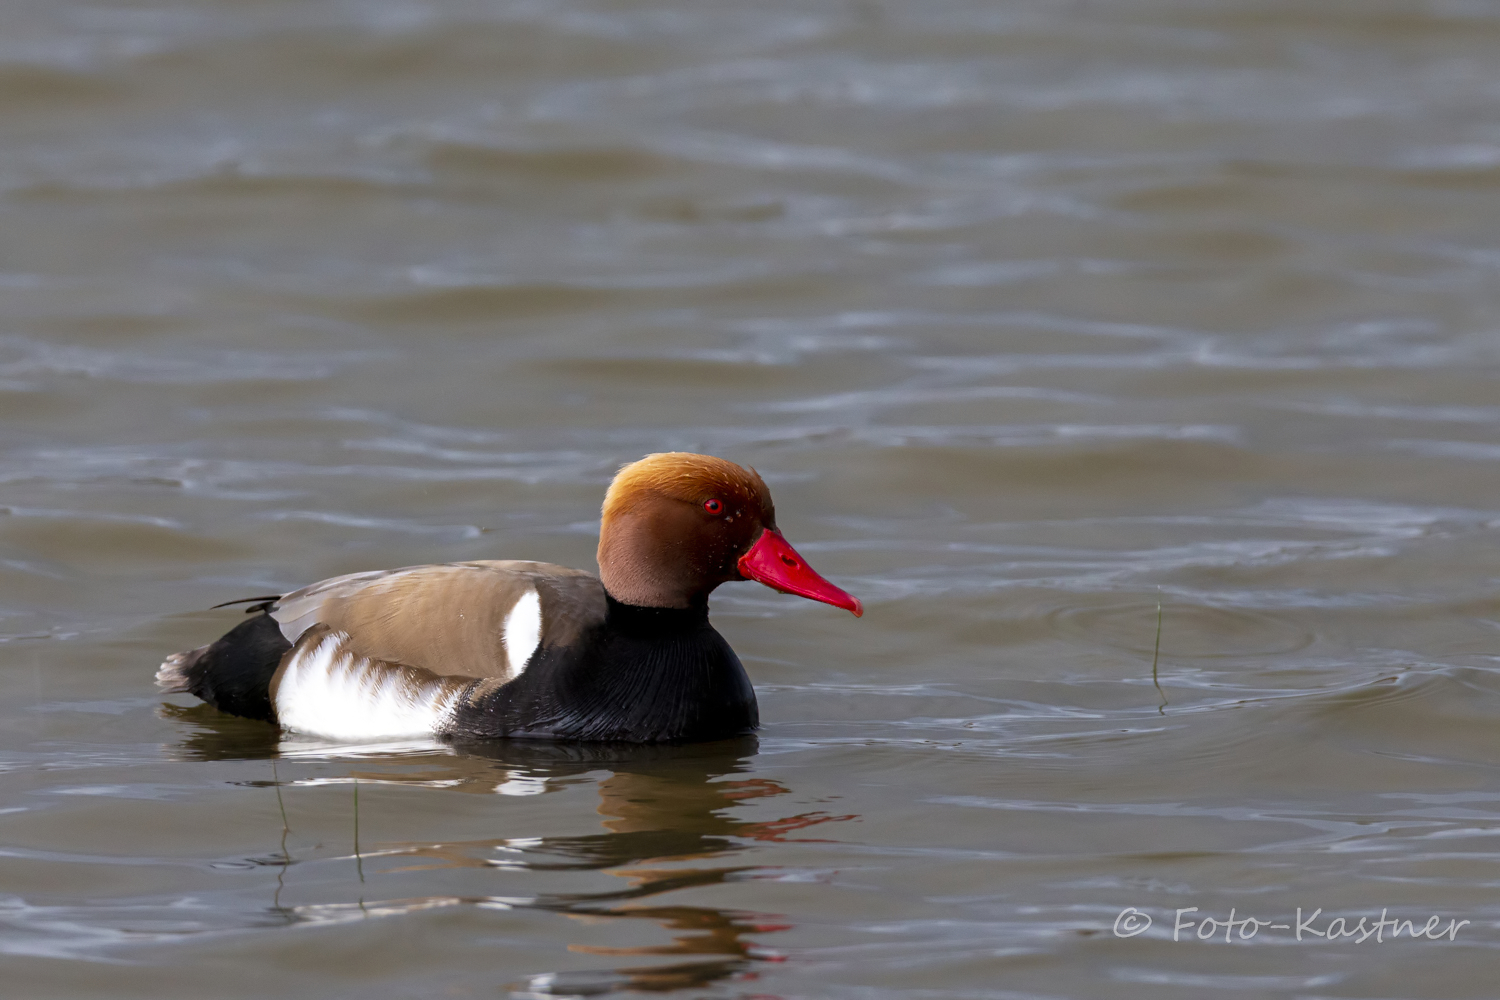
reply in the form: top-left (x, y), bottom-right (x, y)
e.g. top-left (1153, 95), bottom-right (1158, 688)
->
top-left (596, 452), bottom-right (862, 616)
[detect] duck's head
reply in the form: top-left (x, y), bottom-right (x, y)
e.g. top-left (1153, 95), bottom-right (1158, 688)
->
top-left (597, 452), bottom-right (863, 616)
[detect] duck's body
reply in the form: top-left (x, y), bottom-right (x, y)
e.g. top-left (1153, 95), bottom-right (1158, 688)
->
top-left (157, 453), bottom-right (859, 743)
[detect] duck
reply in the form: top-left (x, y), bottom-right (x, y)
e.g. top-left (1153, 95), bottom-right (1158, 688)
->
top-left (156, 452), bottom-right (862, 743)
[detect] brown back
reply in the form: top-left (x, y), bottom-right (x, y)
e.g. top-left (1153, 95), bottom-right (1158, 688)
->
top-left (270, 560), bottom-right (607, 680)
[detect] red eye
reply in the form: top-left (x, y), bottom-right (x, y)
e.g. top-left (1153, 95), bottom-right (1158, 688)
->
top-left (703, 498), bottom-right (724, 515)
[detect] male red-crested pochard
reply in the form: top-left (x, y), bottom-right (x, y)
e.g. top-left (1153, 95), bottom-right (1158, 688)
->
top-left (156, 452), bottom-right (862, 743)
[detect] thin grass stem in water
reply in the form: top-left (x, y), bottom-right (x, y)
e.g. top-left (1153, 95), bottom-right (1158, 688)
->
top-left (1152, 589), bottom-right (1167, 715)
top-left (272, 760), bottom-right (291, 910)
top-left (353, 778), bottom-right (365, 884)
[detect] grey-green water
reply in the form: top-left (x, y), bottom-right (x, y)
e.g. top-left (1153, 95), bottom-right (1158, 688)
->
top-left (4, 1), bottom-right (1500, 997)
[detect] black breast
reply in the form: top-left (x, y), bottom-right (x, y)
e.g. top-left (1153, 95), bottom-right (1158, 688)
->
top-left (446, 598), bottom-right (758, 743)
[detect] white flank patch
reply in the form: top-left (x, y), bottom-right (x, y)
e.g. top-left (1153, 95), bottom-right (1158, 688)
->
top-left (274, 631), bottom-right (461, 741)
top-left (503, 589), bottom-right (542, 679)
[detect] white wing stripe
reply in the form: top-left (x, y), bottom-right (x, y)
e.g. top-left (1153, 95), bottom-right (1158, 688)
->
top-left (503, 589), bottom-right (542, 679)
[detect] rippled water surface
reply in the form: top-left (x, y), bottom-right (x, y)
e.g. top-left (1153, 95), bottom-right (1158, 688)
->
top-left (5, 1), bottom-right (1500, 996)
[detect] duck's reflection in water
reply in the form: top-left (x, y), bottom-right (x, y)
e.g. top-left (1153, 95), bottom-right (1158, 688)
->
top-left (435, 740), bottom-right (837, 995)
top-left (166, 710), bottom-right (852, 995)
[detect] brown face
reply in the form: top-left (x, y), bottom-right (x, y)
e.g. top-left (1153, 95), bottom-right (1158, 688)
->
top-left (655, 474), bottom-right (773, 589)
top-left (597, 453), bottom-right (774, 608)
top-left (598, 453), bottom-right (861, 616)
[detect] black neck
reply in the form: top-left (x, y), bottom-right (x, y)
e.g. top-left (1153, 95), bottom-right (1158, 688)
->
top-left (605, 594), bottom-right (710, 636)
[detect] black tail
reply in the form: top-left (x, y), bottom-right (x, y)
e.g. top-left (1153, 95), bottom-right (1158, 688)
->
top-left (156, 613), bottom-right (292, 723)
